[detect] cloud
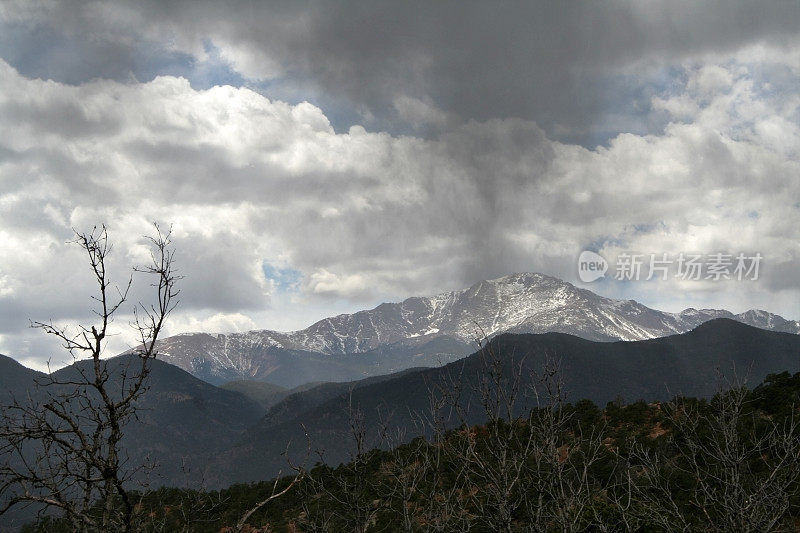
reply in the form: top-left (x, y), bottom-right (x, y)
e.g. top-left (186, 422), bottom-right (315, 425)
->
top-left (167, 312), bottom-right (258, 335)
top-left (307, 269), bottom-right (370, 300)
top-left (0, 35), bottom-right (798, 366)
top-left (3, 1), bottom-right (798, 142)
top-left (392, 95), bottom-right (451, 131)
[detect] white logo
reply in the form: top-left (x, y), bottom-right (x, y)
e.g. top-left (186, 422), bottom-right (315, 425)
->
top-left (578, 251), bottom-right (608, 282)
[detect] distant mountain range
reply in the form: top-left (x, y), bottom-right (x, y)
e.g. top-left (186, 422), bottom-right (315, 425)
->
top-left (213, 319), bottom-right (800, 484)
top-left (147, 273), bottom-right (800, 387)
top-left (2, 319), bottom-right (800, 494)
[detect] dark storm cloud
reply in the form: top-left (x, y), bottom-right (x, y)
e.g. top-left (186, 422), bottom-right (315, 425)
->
top-left (3, 1), bottom-right (798, 140)
top-left (0, 19), bottom-right (195, 85)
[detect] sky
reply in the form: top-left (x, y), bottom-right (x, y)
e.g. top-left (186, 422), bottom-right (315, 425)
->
top-left (0, 1), bottom-right (798, 370)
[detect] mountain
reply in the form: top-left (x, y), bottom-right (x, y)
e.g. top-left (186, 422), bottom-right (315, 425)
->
top-left (0, 354), bottom-right (43, 401)
top-left (3, 355), bottom-right (265, 487)
top-left (220, 380), bottom-right (288, 411)
top-left (147, 273), bottom-right (800, 387)
top-left (256, 366), bottom-right (427, 429)
top-left (153, 332), bottom-right (471, 387)
top-left (4, 320), bottom-right (800, 493)
top-left (213, 319), bottom-right (800, 485)
top-left (0, 354), bottom-right (267, 530)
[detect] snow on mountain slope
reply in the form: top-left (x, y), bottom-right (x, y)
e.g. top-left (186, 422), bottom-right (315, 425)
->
top-left (148, 273), bottom-right (800, 384)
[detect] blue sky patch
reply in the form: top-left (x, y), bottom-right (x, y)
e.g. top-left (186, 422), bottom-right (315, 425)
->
top-left (262, 263), bottom-right (302, 292)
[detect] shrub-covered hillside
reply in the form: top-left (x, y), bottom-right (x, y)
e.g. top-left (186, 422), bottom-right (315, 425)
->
top-left (25, 371), bottom-right (800, 532)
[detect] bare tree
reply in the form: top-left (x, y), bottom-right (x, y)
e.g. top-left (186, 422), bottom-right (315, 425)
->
top-left (0, 224), bottom-right (180, 532)
top-left (450, 336), bottom-right (534, 532)
top-left (233, 465), bottom-right (305, 533)
top-left (444, 335), bottom-right (608, 532)
top-left (233, 431), bottom-right (309, 533)
top-left (300, 332), bottom-right (613, 532)
top-left (405, 369), bottom-right (473, 532)
top-left (301, 390), bottom-right (388, 533)
top-left (620, 379), bottom-right (800, 532)
top-left (377, 432), bottom-right (427, 532)
top-left (524, 359), bottom-right (610, 533)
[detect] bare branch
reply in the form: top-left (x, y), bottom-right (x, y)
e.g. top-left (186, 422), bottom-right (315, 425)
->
top-left (0, 223), bottom-right (180, 531)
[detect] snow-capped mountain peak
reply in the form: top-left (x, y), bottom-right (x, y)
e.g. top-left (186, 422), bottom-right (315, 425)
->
top-left (144, 272), bottom-right (800, 385)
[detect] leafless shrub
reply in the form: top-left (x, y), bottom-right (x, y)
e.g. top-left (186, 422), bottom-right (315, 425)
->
top-left (0, 224), bottom-right (179, 531)
top-left (619, 376), bottom-right (800, 532)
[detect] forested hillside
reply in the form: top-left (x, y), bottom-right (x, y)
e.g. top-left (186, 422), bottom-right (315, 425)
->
top-left (25, 371), bottom-right (800, 532)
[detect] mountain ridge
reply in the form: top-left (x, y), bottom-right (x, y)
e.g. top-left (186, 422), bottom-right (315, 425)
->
top-left (142, 273), bottom-right (800, 386)
top-left (212, 318), bottom-right (800, 485)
